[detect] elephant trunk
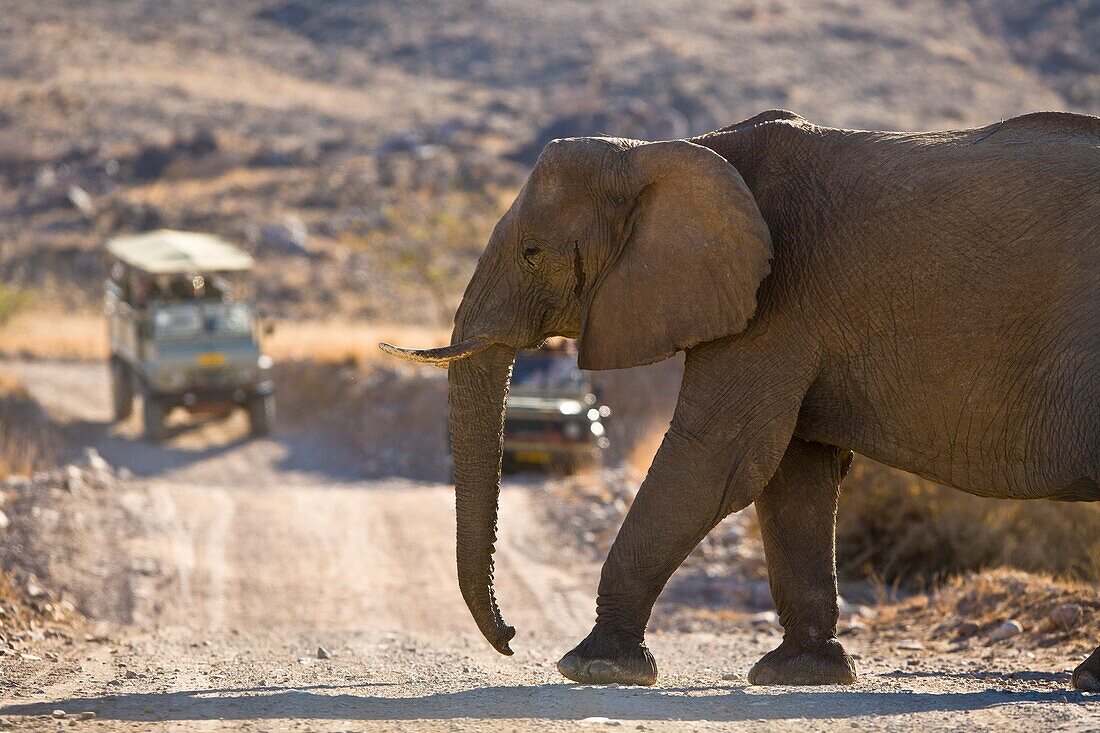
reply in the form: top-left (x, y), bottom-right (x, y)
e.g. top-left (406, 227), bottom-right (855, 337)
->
top-left (448, 342), bottom-right (518, 655)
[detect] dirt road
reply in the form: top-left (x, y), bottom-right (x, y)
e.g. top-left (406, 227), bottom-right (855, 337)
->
top-left (1, 361), bottom-right (1097, 731)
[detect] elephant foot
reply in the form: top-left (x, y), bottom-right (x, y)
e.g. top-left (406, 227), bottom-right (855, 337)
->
top-left (748, 637), bottom-right (857, 686)
top-left (557, 627), bottom-right (658, 686)
top-left (1072, 648), bottom-right (1100, 692)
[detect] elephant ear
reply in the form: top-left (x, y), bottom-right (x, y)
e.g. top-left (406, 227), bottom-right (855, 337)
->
top-left (578, 140), bottom-right (773, 370)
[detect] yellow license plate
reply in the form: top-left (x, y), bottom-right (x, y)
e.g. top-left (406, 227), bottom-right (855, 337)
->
top-left (196, 352), bottom-right (226, 368)
top-left (515, 451), bottom-right (552, 464)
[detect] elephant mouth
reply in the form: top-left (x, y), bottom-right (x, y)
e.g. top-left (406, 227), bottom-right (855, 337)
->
top-left (379, 336), bottom-right (496, 367)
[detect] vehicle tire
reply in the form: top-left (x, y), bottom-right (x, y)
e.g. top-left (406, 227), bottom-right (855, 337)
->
top-left (248, 393), bottom-right (275, 437)
top-left (110, 357), bottom-right (134, 421)
top-left (142, 395), bottom-right (168, 442)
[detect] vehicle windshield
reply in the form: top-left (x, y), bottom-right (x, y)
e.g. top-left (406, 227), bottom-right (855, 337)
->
top-left (511, 355), bottom-right (586, 390)
top-left (152, 302), bottom-right (253, 341)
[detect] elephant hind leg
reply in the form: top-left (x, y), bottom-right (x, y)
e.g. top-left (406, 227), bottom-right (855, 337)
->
top-left (748, 438), bottom-right (857, 686)
top-left (1073, 648), bottom-right (1100, 692)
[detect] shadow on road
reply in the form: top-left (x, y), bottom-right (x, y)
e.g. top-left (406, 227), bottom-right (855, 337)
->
top-left (65, 414), bottom-right (368, 485)
top-left (1, 682), bottom-right (1090, 723)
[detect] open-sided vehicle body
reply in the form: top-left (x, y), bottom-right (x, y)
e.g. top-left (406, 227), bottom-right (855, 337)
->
top-left (502, 343), bottom-right (610, 472)
top-left (105, 230), bottom-right (274, 441)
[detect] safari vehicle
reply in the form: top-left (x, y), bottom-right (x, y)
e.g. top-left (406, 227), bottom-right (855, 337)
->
top-left (502, 342), bottom-right (610, 472)
top-left (105, 230), bottom-right (275, 441)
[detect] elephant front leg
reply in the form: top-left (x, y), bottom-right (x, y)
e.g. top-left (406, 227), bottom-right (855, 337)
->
top-left (556, 428), bottom-right (733, 686)
top-left (748, 439), bottom-right (857, 686)
top-left (556, 339), bottom-right (815, 686)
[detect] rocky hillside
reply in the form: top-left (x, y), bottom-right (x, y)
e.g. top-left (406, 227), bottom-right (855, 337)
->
top-left (0, 0), bottom-right (1095, 323)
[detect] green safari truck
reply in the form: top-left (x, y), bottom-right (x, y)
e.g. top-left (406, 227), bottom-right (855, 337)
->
top-left (105, 230), bottom-right (275, 441)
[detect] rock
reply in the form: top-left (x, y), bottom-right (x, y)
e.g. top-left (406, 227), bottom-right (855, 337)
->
top-left (989, 619), bottom-right (1023, 643)
top-left (76, 712), bottom-right (96, 720)
top-left (82, 448), bottom-right (111, 475)
top-left (259, 215), bottom-right (312, 256)
top-left (52, 710), bottom-right (66, 719)
top-left (124, 669), bottom-right (140, 679)
top-left (67, 185), bottom-right (95, 217)
top-left (1050, 603), bottom-right (1083, 631)
top-left (316, 646), bottom-right (332, 660)
top-left (0, 509), bottom-right (9, 530)
top-left (896, 640), bottom-right (924, 651)
top-left (25, 579), bottom-right (47, 599)
top-left (64, 465), bottom-right (87, 492)
top-left (840, 619), bottom-right (866, 636)
top-left (749, 611), bottom-right (779, 627)
top-left (955, 620), bottom-right (981, 639)
top-left (580, 717), bottom-right (622, 726)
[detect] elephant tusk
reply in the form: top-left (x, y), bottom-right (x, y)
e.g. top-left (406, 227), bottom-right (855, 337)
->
top-left (378, 336), bottom-right (495, 368)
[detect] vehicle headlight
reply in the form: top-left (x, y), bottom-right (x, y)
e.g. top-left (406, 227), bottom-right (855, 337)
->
top-left (257, 355), bottom-right (274, 370)
top-left (558, 400), bottom-right (583, 415)
top-left (590, 422), bottom-right (605, 437)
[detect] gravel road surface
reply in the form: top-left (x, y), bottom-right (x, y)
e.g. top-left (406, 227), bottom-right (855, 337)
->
top-left (1, 361), bottom-right (1096, 731)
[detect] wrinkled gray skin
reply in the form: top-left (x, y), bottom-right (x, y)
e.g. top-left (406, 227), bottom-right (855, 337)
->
top-left (384, 110), bottom-right (1100, 690)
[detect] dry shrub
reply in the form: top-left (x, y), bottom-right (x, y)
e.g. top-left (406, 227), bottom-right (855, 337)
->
top-left (0, 369), bottom-right (62, 479)
top-left (0, 567), bottom-right (82, 641)
top-left (274, 359), bottom-right (449, 480)
top-left (876, 569), bottom-right (1098, 648)
top-left (838, 456), bottom-right (1100, 587)
top-left (0, 284), bottom-right (34, 325)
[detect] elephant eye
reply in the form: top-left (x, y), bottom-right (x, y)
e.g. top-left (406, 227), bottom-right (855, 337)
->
top-left (522, 244), bottom-right (542, 267)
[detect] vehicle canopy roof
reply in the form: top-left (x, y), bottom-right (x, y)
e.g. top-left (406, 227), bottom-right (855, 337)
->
top-left (107, 230), bottom-right (254, 275)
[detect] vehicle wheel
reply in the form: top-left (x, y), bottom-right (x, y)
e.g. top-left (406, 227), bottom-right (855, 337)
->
top-left (248, 393), bottom-right (275, 437)
top-left (142, 395), bottom-right (168, 442)
top-left (110, 357), bottom-right (134, 421)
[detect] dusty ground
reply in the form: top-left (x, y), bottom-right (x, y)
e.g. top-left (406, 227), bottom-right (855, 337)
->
top-left (0, 360), bottom-right (1097, 731)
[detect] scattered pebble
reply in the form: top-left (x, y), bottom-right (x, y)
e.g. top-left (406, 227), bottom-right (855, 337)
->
top-left (897, 641), bottom-right (924, 651)
top-left (317, 646), bottom-right (332, 660)
top-left (580, 717), bottom-right (622, 726)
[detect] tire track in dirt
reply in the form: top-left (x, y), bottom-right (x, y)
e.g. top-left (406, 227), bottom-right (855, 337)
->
top-left (4, 360), bottom-right (595, 640)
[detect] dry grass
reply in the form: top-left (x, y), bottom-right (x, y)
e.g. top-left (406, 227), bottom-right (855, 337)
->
top-left (0, 369), bottom-right (62, 480)
top-left (267, 321), bottom-right (450, 366)
top-left (0, 309), bottom-right (450, 365)
top-left (838, 456), bottom-right (1100, 587)
top-left (0, 310), bottom-right (108, 361)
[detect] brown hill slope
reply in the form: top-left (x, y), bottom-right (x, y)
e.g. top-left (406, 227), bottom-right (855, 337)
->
top-left (0, 0), bottom-right (1094, 321)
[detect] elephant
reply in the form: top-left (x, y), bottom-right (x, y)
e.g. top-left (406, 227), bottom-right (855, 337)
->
top-left (381, 109), bottom-right (1100, 690)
